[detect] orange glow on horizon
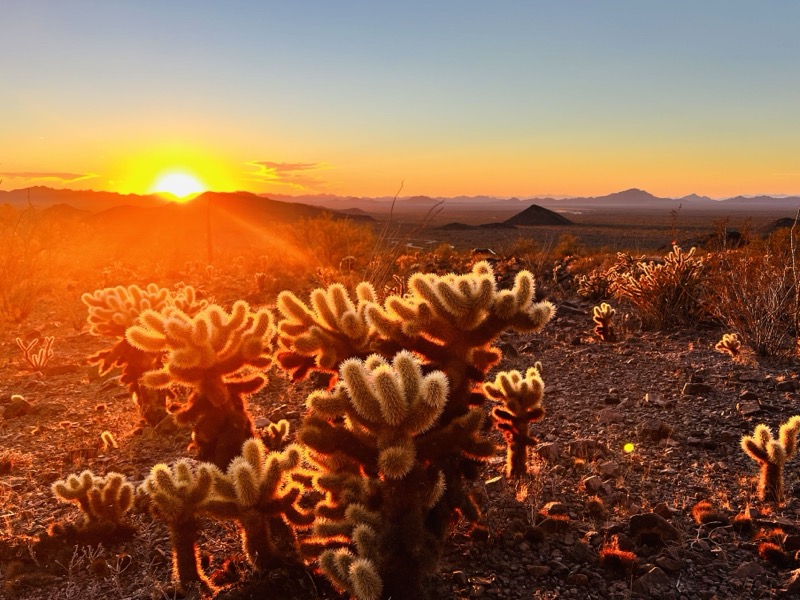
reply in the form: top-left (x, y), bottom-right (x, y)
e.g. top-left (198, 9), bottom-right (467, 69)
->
top-left (151, 171), bottom-right (206, 200)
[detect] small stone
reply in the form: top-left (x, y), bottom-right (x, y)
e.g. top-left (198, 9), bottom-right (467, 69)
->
top-left (631, 567), bottom-right (672, 598)
top-left (655, 555), bottom-right (683, 574)
top-left (254, 417), bottom-right (270, 428)
top-left (597, 461), bottom-right (620, 478)
top-left (3, 399), bottom-right (32, 419)
top-left (739, 389), bottom-right (759, 401)
top-left (682, 382), bottom-right (713, 396)
top-left (565, 573), bottom-right (588, 586)
top-left (452, 571), bottom-right (468, 586)
top-left (582, 475), bottom-right (604, 494)
top-left (777, 380), bottom-right (797, 392)
top-left (629, 513), bottom-right (682, 544)
top-left (599, 408), bottom-right (623, 424)
top-left (534, 442), bottom-right (561, 463)
top-left (567, 439), bottom-right (610, 459)
top-left (731, 561), bottom-right (766, 581)
top-left (637, 419), bottom-right (673, 441)
top-left (738, 402), bottom-right (761, 417)
top-left (604, 393), bottom-right (621, 405)
top-left (526, 565), bottom-right (551, 578)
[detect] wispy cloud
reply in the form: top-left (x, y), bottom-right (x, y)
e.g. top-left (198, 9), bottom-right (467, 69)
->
top-left (0, 171), bottom-right (99, 183)
top-left (245, 161), bottom-right (329, 190)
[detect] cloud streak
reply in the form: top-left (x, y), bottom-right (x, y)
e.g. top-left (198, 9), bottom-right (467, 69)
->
top-left (246, 161), bottom-right (329, 190)
top-left (0, 171), bottom-right (99, 183)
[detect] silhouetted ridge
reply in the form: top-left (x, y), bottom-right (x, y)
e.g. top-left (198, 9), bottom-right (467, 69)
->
top-left (503, 204), bottom-right (573, 226)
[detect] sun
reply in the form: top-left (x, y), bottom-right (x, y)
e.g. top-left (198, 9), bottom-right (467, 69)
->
top-left (152, 171), bottom-right (206, 200)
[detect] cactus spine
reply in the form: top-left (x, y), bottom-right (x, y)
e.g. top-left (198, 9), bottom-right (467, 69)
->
top-left (741, 416), bottom-right (800, 502)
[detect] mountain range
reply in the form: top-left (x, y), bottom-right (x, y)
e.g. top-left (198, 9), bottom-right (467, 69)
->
top-left (1, 187), bottom-right (799, 218)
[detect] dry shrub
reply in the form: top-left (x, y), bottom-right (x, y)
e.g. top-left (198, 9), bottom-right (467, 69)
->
top-left (291, 213), bottom-right (376, 273)
top-left (705, 242), bottom-right (797, 357)
top-left (0, 205), bottom-right (64, 321)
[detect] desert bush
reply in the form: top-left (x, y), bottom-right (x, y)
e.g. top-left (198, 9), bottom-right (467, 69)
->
top-left (0, 204), bottom-right (63, 321)
top-left (291, 213), bottom-right (376, 274)
top-left (705, 246), bottom-right (797, 357)
top-left (608, 246), bottom-right (707, 329)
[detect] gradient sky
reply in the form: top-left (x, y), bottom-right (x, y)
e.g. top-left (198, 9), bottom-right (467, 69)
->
top-left (2, 1), bottom-right (799, 198)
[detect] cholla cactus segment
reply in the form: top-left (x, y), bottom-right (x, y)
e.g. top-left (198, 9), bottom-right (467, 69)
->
top-left (142, 460), bottom-right (218, 522)
top-left (370, 262), bottom-right (553, 339)
top-left (204, 439), bottom-right (313, 569)
top-left (276, 282), bottom-right (377, 380)
top-left (52, 470), bottom-right (134, 525)
top-left (262, 418), bottom-right (291, 450)
top-left (141, 459), bottom-right (219, 592)
top-left (171, 284), bottom-right (209, 316)
top-left (715, 333), bottom-right (742, 357)
top-left (592, 302), bottom-right (616, 342)
top-left (484, 367), bottom-right (545, 478)
top-left (82, 283), bottom-right (172, 338)
top-left (126, 300), bottom-right (274, 391)
top-left (741, 416), bottom-right (800, 503)
top-left (307, 351), bottom-right (449, 479)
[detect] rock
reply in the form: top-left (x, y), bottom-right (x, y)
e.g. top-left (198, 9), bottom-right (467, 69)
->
top-left (4, 399), bottom-right (32, 419)
top-left (637, 419), bottom-right (673, 441)
top-left (254, 417), bottom-right (270, 429)
top-left (682, 382), bottom-right (713, 396)
top-left (738, 402), bottom-right (761, 417)
top-left (567, 439), bottom-right (610, 459)
top-left (631, 566), bottom-right (673, 598)
top-left (655, 555), bottom-right (683, 574)
top-left (629, 513), bottom-right (682, 545)
top-left (534, 442), bottom-right (561, 463)
top-left (784, 534), bottom-right (800, 553)
top-left (582, 475), bottom-right (604, 494)
top-left (597, 460), bottom-right (620, 478)
top-left (730, 561), bottom-right (766, 581)
top-left (777, 380), bottom-right (797, 392)
top-left (604, 392), bottom-right (621, 405)
top-left (739, 389), bottom-right (759, 401)
top-left (452, 571), bottom-right (468, 586)
top-left (652, 503), bottom-right (674, 520)
top-left (599, 407), bottom-right (623, 424)
top-left (526, 565), bottom-right (551, 578)
top-left (565, 573), bottom-right (588, 586)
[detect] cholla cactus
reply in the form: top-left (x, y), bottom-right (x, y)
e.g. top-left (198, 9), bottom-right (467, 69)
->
top-left (316, 505), bottom-right (384, 600)
top-left (715, 333), bottom-right (742, 357)
top-left (302, 351), bottom-right (492, 600)
top-left (50, 470), bottom-right (135, 543)
top-left (141, 460), bottom-right (218, 593)
top-left (592, 302), bottom-right (616, 342)
top-left (741, 416), bottom-right (800, 502)
top-left (262, 419), bottom-right (291, 451)
top-left (484, 366), bottom-right (545, 478)
top-left (126, 300), bottom-right (275, 467)
top-left (82, 284), bottom-right (207, 426)
top-left (276, 282), bottom-right (377, 381)
top-left (205, 439), bottom-right (313, 570)
top-left (611, 246), bottom-right (705, 329)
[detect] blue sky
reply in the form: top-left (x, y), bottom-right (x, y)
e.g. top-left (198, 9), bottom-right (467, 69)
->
top-left (2, 1), bottom-right (798, 197)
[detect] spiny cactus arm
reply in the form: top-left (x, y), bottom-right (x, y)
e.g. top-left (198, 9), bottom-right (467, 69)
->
top-left (83, 284), bottom-right (172, 338)
top-left (276, 285), bottom-right (375, 381)
top-left (416, 408), bottom-right (496, 463)
top-left (319, 548), bottom-right (383, 600)
top-left (779, 416), bottom-right (800, 458)
top-left (90, 473), bottom-right (134, 523)
top-left (300, 417), bottom-right (377, 470)
top-left (262, 419), bottom-right (291, 450)
top-left (741, 425), bottom-right (773, 464)
top-left (52, 470), bottom-right (97, 517)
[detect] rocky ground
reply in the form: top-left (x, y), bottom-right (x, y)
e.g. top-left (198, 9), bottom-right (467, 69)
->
top-left (1, 292), bottom-right (799, 600)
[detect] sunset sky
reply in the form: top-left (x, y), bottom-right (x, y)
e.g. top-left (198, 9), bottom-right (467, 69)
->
top-left (1, 1), bottom-right (799, 199)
